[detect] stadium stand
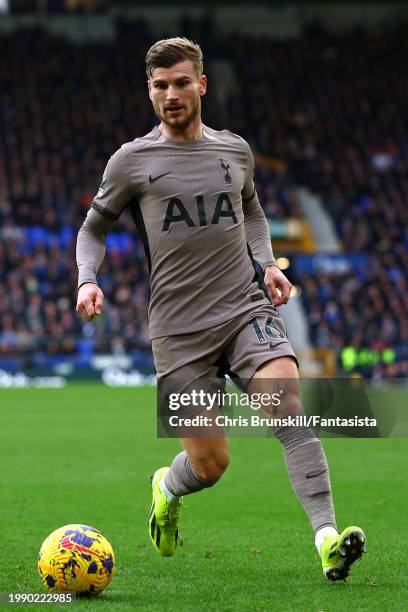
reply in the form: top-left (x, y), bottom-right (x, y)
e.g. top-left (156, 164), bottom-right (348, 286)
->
top-left (0, 18), bottom-right (407, 377)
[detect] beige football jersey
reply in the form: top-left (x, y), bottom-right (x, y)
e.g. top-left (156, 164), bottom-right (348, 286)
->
top-left (77, 125), bottom-right (276, 339)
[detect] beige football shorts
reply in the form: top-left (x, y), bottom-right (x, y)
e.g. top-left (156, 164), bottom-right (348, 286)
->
top-left (152, 304), bottom-right (298, 386)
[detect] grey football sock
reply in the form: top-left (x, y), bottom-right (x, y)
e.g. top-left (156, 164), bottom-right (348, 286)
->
top-left (164, 451), bottom-right (213, 497)
top-left (273, 425), bottom-right (337, 533)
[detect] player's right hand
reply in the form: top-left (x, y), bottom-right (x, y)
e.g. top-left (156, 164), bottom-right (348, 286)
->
top-left (76, 283), bottom-right (104, 321)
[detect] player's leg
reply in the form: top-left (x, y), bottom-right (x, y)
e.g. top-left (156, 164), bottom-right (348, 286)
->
top-left (225, 308), bottom-right (366, 580)
top-left (251, 357), bottom-right (366, 581)
top-left (252, 357), bottom-right (337, 537)
top-left (165, 433), bottom-right (229, 496)
top-left (149, 331), bottom-right (230, 557)
top-left (149, 421), bottom-right (229, 557)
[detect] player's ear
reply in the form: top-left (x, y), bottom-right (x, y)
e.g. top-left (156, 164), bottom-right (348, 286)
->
top-left (147, 79), bottom-right (153, 100)
top-left (199, 74), bottom-right (207, 97)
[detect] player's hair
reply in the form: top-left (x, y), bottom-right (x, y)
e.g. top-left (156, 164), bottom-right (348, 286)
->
top-left (145, 37), bottom-right (204, 78)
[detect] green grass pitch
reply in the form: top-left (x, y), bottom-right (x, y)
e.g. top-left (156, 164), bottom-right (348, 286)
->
top-left (0, 384), bottom-right (407, 611)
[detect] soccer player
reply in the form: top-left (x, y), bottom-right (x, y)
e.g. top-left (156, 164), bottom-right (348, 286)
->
top-left (76, 38), bottom-right (366, 581)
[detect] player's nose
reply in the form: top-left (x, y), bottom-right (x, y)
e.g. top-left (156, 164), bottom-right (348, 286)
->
top-left (166, 85), bottom-right (180, 100)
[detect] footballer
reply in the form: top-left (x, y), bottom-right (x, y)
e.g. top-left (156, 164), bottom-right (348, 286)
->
top-left (76, 37), bottom-right (366, 581)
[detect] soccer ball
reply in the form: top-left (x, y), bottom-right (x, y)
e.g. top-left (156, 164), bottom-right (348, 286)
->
top-left (38, 524), bottom-right (115, 596)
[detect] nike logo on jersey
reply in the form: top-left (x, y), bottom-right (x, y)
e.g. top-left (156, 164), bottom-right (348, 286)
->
top-left (149, 172), bottom-right (172, 183)
top-left (306, 469), bottom-right (327, 479)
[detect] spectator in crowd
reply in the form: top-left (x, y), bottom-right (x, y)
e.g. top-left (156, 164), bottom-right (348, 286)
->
top-left (0, 20), bottom-right (406, 375)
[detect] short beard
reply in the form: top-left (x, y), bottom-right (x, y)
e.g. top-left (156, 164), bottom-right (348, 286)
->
top-left (155, 100), bottom-right (200, 131)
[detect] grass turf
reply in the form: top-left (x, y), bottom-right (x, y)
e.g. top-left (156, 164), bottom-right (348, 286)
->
top-left (0, 384), bottom-right (407, 611)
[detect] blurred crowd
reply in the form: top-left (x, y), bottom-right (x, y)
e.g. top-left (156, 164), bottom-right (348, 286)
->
top-left (226, 23), bottom-right (407, 375)
top-left (0, 232), bottom-right (150, 357)
top-left (0, 18), bottom-right (407, 375)
top-left (302, 251), bottom-right (408, 350)
top-left (300, 249), bottom-right (408, 376)
top-left (227, 24), bottom-right (408, 251)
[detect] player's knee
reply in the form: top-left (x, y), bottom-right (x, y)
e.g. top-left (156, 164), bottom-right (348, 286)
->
top-left (194, 451), bottom-right (230, 485)
top-left (278, 389), bottom-right (302, 417)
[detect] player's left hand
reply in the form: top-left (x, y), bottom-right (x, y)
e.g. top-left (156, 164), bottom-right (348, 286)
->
top-left (264, 265), bottom-right (292, 306)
